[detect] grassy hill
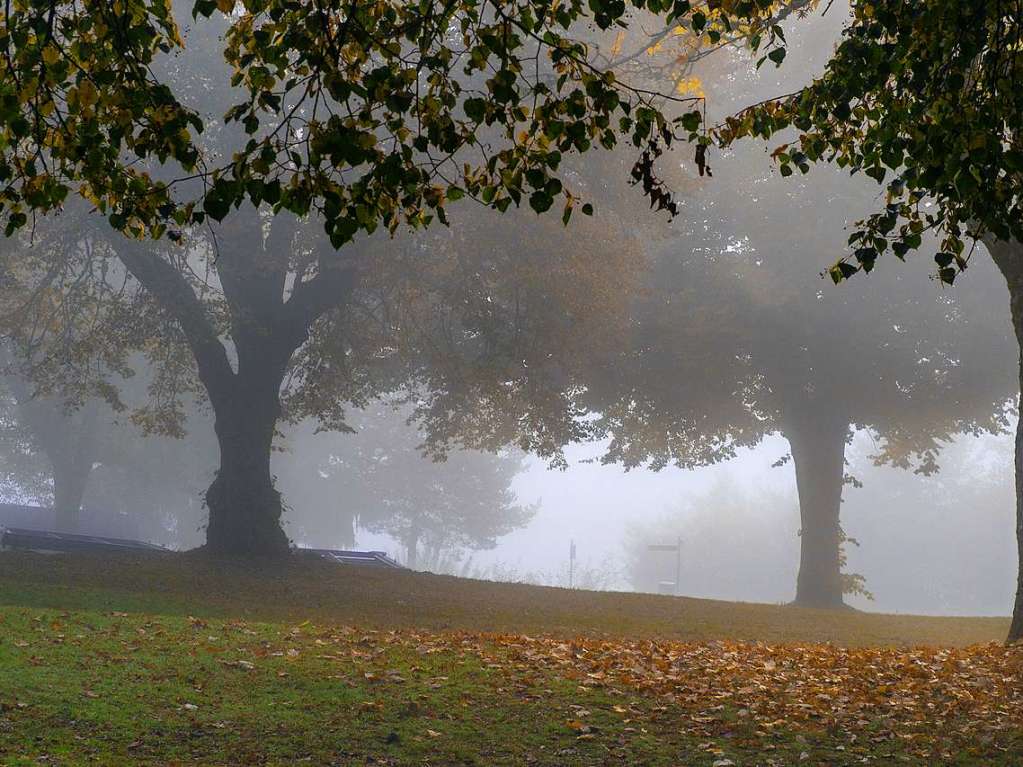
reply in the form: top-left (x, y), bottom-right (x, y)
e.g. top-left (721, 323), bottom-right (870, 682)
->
top-left (0, 552), bottom-right (1019, 766)
top-left (0, 551), bottom-right (1008, 646)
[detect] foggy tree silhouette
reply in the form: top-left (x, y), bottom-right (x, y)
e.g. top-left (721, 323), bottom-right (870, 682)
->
top-left (574, 13), bottom-right (1015, 608)
top-left (287, 403), bottom-right (536, 569)
top-left (3, 382), bottom-right (99, 534)
top-left (718, 1), bottom-right (1023, 640)
top-left (0, 358), bottom-right (217, 545)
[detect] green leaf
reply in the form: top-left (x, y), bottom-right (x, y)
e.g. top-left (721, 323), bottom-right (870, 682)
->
top-left (529, 191), bottom-right (554, 214)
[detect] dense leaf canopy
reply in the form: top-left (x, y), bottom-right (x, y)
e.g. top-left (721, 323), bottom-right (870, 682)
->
top-left (0, 0), bottom-right (789, 245)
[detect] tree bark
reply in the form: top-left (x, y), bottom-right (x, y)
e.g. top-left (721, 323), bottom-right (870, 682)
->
top-left (204, 376), bottom-right (291, 556)
top-left (983, 234), bottom-right (1023, 643)
top-left (786, 413), bottom-right (850, 609)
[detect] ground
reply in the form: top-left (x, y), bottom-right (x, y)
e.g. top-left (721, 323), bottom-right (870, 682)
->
top-left (0, 552), bottom-right (1019, 766)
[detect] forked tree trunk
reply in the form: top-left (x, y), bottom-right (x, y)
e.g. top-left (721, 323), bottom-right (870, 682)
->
top-left (117, 212), bottom-right (356, 559)
top-left (786, 413), bottom-right (850, 609)
top-left (984, 235), bottom-right (1023, 643)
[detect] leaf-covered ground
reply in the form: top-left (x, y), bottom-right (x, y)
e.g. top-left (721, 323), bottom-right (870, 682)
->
top-left (0, 553), bottom-right (1020, 765)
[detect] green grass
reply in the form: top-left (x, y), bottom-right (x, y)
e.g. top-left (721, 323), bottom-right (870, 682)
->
top-left (0, 552), bottom-right (1020, 766)
top-left (0, 551), bottom-right (1008, 646)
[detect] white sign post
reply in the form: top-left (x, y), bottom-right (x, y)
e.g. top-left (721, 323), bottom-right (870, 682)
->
top-left (648, 536), bottom-right (682, 596)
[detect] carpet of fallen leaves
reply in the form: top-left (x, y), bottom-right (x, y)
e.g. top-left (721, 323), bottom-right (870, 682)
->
top-left (444, 632), bottom-right (1023, 761)
top-left (212, 617), bottom-right (1023, 762)
top-left (4, 607), bottom-right (1023, 765)
top-left (2, 557), bottom-right (1020, 764)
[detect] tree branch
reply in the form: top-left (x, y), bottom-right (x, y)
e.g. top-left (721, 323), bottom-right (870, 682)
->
top-left (115, 243), bottom-right (235, 404)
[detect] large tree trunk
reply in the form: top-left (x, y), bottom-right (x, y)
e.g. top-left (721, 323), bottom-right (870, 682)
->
top-left (204, 378), bottom-right (291, 557)
top-left (984, 235), bottom-right (1023, 643)
top-left (786, 413), bottom-right (850, 609)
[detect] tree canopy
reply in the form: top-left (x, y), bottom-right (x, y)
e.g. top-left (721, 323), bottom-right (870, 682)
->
top-left (569, 8), bottom-right (1012, 606)
top-left (3, 0), bottom-right (787, 555)
top-left (0, 0), bottom-right (787, 242)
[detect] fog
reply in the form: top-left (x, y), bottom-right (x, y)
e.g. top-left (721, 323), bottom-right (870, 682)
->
top-left (0, 0), bottom-right (1017, 619)
top-left (332, 425), bottom-right (1014, 616)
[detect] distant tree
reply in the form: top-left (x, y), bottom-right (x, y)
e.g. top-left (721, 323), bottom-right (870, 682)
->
top-left (272, 424), bottom-right (359, 551)
top-left (717, 1), bottom-right (1023, 639)
top-left (0, 383), bottom-right (58, 507)
top-left (0, 361), bottom-right (216, 544)
top-left (279, 403), bottom-right (536, 569)
top-left (0, 376), bottom-right (97, 531)
top-left (0, 209), bottom-right (161, 532)
top-left (580, 15), bottom-right (1015, 608)
top-left (587, 228), bottom-right (1012, 608)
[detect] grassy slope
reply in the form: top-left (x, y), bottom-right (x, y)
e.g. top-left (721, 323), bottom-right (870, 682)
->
top-left (0, 552), bottom-right (1019, 767)
top-left (0, 551), bottom-right (1008, 647)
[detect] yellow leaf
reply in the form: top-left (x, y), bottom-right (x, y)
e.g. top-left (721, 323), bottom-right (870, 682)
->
top-left (77, 80), bottom-right (99, 108)
top-left (168, 20), bottom-right (185, 47)
top-left (610, 30), bottom-right (625, 58)
top-left (675, 76), bottom-right (705, 98)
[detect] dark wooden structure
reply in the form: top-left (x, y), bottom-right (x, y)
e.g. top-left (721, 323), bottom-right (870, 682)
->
top-left (0, 527), bottom-right (168, 554)
top-left (302, 548), bottom-right (405, 569)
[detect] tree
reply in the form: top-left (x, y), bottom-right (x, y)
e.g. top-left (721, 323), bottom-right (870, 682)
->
top-left (281, 403), bottom-right (535, 569)
top-left (574, 11), bottom-right (1015, 608)
top-left (586, 202), bottom-right (1013, 607)
top-left (716, 1), bottom-right (1023, 637)
top-left (0, 382), bottom-right (60, 508)
top-left (0, 0), bottom-right (793, 556)
top-left (0, 372), bottom-right (98, 532)
top-left (0, 361), bottom-right (217, 545)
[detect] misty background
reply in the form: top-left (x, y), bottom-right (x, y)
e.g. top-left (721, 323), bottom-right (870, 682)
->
top-left (341, 427), bottom-right (1016, 616)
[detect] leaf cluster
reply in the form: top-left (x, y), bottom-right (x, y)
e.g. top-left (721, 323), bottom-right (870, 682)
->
top-left (716, 0), bottom-right (1023, 284)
